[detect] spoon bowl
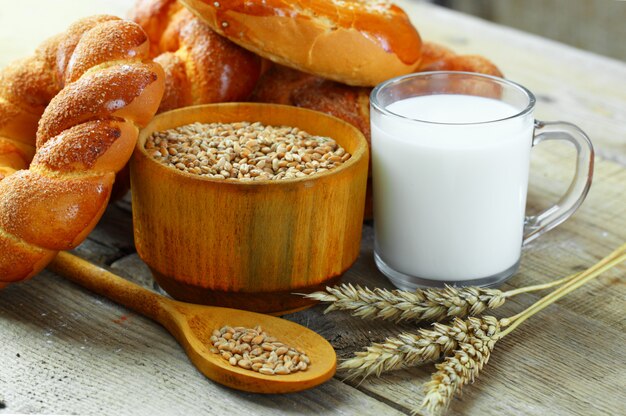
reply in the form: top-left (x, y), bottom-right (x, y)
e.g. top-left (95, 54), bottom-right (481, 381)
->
top-left (49, 251), bottom-right (336, 393)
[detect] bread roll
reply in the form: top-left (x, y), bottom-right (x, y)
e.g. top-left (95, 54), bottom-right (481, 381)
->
top-left (418, 42), bottom-right (503, 77)
top-left (131, 0), bottom-right (263, 112)
top-left (179, 0), bottom-right (423, 86)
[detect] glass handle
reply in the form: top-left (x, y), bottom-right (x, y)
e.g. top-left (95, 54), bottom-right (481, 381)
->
top-left (523, 120), bottom-right (594, 244)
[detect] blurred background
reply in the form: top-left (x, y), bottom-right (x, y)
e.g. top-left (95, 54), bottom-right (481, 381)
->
top-left (1, 1), bottom-right (623, 64)
top-left (431, 0), bottom-right (626, 61)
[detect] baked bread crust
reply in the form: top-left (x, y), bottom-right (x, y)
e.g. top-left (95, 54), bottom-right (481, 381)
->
top-left (179, 0), bottom-right (423, 86)
top-left (251, 65), bottom-right (371, 145)
top-left (0, 16), bottom-right (164, 287)
top-left (131, 0), bottom-right (263, 112)
top-left (418, 42), bottom-right (503, 77)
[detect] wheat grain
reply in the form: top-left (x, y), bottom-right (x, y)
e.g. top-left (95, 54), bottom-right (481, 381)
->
top-left (209, 325), bottom-right (310, 375)
top-left (306, 283), bottom-right (506, 323)
top-left (147, 121), bottom-right (350, 180)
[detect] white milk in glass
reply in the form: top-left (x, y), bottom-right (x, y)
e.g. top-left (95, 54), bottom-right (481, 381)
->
top-left (372, 94), bottom-right (533, 282)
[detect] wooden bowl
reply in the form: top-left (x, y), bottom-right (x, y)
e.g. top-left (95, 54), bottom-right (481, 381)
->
top-left (130, 103), bottom-right (369, 314)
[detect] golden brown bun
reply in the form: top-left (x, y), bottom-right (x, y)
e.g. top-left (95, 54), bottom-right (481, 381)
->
top-left (0, 232), bottom-right (56, 283)
top-left (417, 42), bottom-right (503, 77)
top-left (0, 171), bottom-right (115, 250)
top-left (252, 64), bottom-right (371, 143)
top-left (179, 0), bottom-right (422, 87)
top-left (0, 16), bottom-right (165, 287)
top-left (131, 0), bottom-right (263, 112)
top-left (129, 0), bottom-right (181, 56)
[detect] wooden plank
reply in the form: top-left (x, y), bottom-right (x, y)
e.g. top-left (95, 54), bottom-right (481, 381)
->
top-left (317, 154), bottom-right (626, 416)
top-left (0, 272), bottom-right (404, 416)
top-left (338, 301), bottom-right (626, 416)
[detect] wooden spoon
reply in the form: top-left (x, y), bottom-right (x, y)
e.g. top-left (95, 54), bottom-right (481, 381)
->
top-left (48, 251), bottom-right (337, 394)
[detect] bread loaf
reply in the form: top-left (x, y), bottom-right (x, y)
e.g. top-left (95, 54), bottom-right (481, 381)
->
top-left (251, 44), bottom-right (504, 147)
top-left (179, 0), bottom-right (423, 86)
top-left (0, 16), bottom-right (164, 287)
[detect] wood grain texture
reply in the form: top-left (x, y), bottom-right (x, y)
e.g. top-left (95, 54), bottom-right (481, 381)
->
top-left (1, 1), bottom-right (625, 415)
top-left (2, 150), bottom-right (624, 415)
top-left (0, 268), bottom-right (401, 416)
top-left (48, 252), bottom-right (338, 394)
top-left (130, 104), bottom-right (368, 314)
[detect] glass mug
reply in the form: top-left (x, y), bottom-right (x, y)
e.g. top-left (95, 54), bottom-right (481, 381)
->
top-left (370, 72), bottom-right (593, 290)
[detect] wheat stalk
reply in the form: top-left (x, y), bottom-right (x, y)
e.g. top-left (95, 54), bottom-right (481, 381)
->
top-left (499, 243), bottom-right (626, 337)
top-left (419, 243), bottom-right (626, 415)
top-left (306, 283), bottom-right (505, 323)
top-left (306, 274), bottom-right (575, 324)
top-left (334, 243), bottom-right (625, 415)
top-left (332, 275), bottom-right (576, 380)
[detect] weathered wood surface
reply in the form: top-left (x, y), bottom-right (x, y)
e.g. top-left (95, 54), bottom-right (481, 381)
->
top-left (1, 1), bottom-right (625, 415)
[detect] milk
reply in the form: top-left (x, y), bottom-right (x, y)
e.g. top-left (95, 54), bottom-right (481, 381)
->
top-left (372, 94), bottom-right (534, 283)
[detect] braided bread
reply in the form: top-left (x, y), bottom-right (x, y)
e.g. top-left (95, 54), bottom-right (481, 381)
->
top-left (0, 16), bottom-right (164, 288)
top-left (130, 0), bottom-right (263, 113)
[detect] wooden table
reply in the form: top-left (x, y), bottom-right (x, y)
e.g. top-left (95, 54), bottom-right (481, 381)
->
top-left (1, 1), bottom-right (625, 415)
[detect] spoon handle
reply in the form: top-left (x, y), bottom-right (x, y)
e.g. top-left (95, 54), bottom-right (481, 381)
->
top-left (49, 251), bottom-right (167, 322)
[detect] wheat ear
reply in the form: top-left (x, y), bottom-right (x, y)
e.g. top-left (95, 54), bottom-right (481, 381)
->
top-left (421, 317), bottom-right (500, 415)
top-left (338, 318), bottom-right (472, 379)
top-left (306, 273), bottom-right (576, 324)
